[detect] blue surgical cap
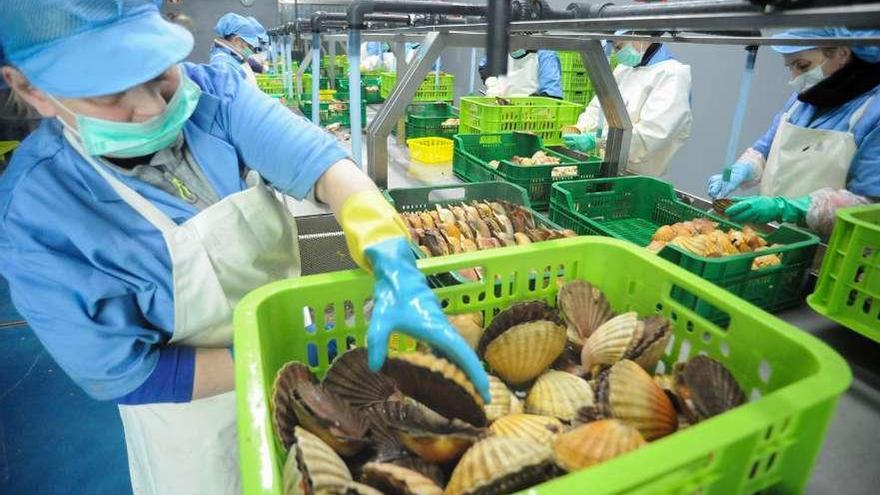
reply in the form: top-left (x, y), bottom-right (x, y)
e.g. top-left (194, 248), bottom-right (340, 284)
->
top-left (772, 28), bottom-right (880, 63)
top-left (247, 16), bottom-right (269, 44)
top-left (215, 13), bottom-right (261, 48)
top-left (0, 0), bottom-right (193, 98)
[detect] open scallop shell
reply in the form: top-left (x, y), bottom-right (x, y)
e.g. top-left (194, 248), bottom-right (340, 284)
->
top-left (381, 352), bottom-right (487, 426)
top-left (273, 362), bottom-right (311, 450)
top-left (673, 355), bottom-right (746, 421)
top-left (361, 462), bottom-right (443, 495)
top-left (587, 360), bottom-right (678, 441)
top-left (447, 313), bottom-right (484, 350)
top-left (444, 436), bottom-right (556, 495)
top-left (628, 316), bottom-right (671, 372)
top-left (489, 414), bottom-right (563, 446)
top-left (323, 348), bottom-right (400, 408)
top-left (317, 482), bottom-right (385, 495)
top-left (525, 370), bottom-right (595, 422)
top-left (557, 280), bottom-right (615, 345)
top-left (478, 301), bottom-right (567, 385)
top-left (283, 427), bottom-right (352, 495)
top-left (579, 312), bottom-right (641, 372)
top-left (484, 375), bottom-right (523, 422)
top-left (382, 400), bottom-right (484, 463)
top-left (553, 419), bottom-right (646, 472)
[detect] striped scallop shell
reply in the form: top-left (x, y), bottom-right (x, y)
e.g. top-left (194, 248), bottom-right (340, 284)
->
top-left (524, 370), bottom-right (595, 422)
top-left (444, 436), bottom-right (555, 495)
top-left (283, 427), bottom-right (352, 495)
top-left (553, 419), bottom-right (646, 472)
top-left (489, 414), bottom-right (563, 446)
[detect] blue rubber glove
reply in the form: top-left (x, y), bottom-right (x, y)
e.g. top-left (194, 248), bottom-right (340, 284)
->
top-left (365, 236), bottom-right (491, 403)
top-left (726, 195), bottom-right (811, 224)
top-left (706, 161), bottom-right (755, 200)
top-left (562, 133), bottom-right (596, 152)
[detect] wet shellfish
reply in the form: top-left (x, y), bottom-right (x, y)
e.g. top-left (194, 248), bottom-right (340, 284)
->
top-left (361, 462), bottom-right (443, 495)
top-left (484, 375), bottom-right (522, 422)
top-left (673, 355), bottom-right (746, 421)
top-left (477, 301), bottom-right (567, 385)
top-left (525, 370), bottom-right (594, 422)
top-left (557, 280), bottom-right (614, 345)
top-left (489, 414), bottom-right (563, 446)
top-left (283, 426), bottom-right (352, 495)
top-left (553, 419), bottom-right (646, 472)
top-left (444, 436), bottom-right (556, 495)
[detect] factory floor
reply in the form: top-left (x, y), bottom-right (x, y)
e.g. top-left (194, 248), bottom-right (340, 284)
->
top-left (2, 115), bottom-right (879, 494)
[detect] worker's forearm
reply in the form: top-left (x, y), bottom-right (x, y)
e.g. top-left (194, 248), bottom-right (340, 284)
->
top-left (192, 347), bottom-right (235, 400)
top-left (314, 159), bottom-right (381, 216)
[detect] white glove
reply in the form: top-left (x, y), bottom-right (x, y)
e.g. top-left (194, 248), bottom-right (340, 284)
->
top-left (485, 77), bottom-right (506, 97)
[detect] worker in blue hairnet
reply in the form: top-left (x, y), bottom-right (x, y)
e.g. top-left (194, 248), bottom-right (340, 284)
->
top-left (708, 28), bottom-right (880, 236)
top-left (210, 12), bottom-right (263, 84)
top-left (479, 49), bottom-right (563, 98)
top-left (0, 2), bottom-right (489, 494)
top-left (245, 15), bottom-right (270, 74)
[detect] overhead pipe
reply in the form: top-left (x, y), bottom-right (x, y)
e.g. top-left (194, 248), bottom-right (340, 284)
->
top-left (565, 0), bottom-right (760, 18)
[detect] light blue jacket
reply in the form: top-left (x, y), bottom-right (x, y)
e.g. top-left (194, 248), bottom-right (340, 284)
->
top-left (0, 63), bottom-right (348, 402)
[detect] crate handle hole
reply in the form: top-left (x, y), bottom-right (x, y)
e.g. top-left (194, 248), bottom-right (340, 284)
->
top-left (862, 297), bottom-right (873, 315)
top-left (758, 359), bottom-right (772, 384)
top-left (846, 289), bottom-right (858, 306)
top-left (854, 265), bottom-right (867, 284)
top-left (670, 283), bottom-right (731, 330)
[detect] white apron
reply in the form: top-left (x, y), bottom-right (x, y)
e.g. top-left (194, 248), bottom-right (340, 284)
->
top-left (492, 53), bottom-right (540, 97)
top-left (761, 96), bottom-right (875, 197)
top-left (66, 133), bottom-right (301, 495)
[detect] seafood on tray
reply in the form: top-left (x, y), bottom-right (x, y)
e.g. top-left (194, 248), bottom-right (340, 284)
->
top-left (398, 201), bottom-right (576, 262)
top-left (646, 218), bottom-right (783, 270)
top-left (486, 151), bottom-right (562, 169)
top-left (441, 118), bottom-right (460, 128)
top-left (272, 280), bottom-right (748, 495)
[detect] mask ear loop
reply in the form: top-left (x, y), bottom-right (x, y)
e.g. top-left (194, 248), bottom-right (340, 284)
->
top-left (44, 93), bottom-right (83, 139)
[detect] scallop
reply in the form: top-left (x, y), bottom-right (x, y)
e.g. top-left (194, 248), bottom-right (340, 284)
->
top-left (381, 400), bottom-right (483, 463)
top-left (283, 427), bottom-right (352, 495)
top-left (557, 280), bottom-right (614, 346)
top-left (447, 312), bottom-right (484, 351)
top-left (525, 370), bottom-right (594, 422)
top-left (580, 313), bottom-right (671, 374)
top-left (361, 462), bottom-right (443, 495)
top-left (444, 436), bottom-right (556, 495)
top-left (477, 301), bottom-right (567, 385)
top-left (553, 419), bottom-right (646, 472)
top-left (673, 355), bottom-right (746, 421)
top-left (484, 375), bottom-right (522, 422)
top-left (489, 414), bottom-right (563, 446)
top-left (323, 348), bottom-right (400, 408)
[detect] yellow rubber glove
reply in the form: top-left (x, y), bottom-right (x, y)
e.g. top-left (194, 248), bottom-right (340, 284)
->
top-left (339, 190), bottom-right (410, 272)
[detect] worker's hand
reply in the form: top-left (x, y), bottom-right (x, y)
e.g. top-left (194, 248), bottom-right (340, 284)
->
top-left (706, 161), bottom-right (754, 199)
top-left (726, 195), bottom-right (810, 224)
top-left (365, 237), bottom-right (491, 403)
top-left (562, 132), bottom-right (596, 153)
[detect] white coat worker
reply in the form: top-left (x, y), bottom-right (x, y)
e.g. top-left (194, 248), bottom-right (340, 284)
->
top-left (210, 12), bottom-right (262, 84)
top-left (0, 2), bottom-right (489, 494)
top-left (708, 28), bottom-right (880, 236)
top-left (479, 49), bottom-right (564, 98)
top-left (564, 33), bottom-right (693, 176)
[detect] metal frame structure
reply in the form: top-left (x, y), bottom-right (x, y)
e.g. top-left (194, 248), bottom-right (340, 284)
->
top-left (279, 1), bottom-right (880, 188)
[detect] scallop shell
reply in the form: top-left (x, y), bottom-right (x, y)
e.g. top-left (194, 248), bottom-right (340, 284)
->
top-left (361, 462), bottom-right (443, 495)
top-left (489, 414), bottom-right (563, 446)
top-left (283, 427), bottom-right (352, 495)
top-left (525, 370), bottom-right (595, 422)
top-left (447, 313), bottom-right (484, 350)
top-left (478, 301), bottom-right (567, 385)
top-left (669, 235), bottom-right (708, 257)
top-left (382, 400), bottom-right (483, 463)
top-left (579, 312), bottom-right (641, 372)
top-left (484, 375), bottom-right (523, 422)
top-left (317, 482), bottom-right (385, 495)
top-left (628, 316), bottom-right (672, 372)
top-left (557, 280), bottom-right (614, 345)
top-left (553, 419), bottom-right (646, 472)
top-left (290, 376), bottom-right (370, 456)
top-left (444, 436), bottom-right (556, 495)
top-left (381, 352), bottom-right (487, 426)
top-left (673, 355), bottom-right (746, 421)
top-left (560, 125), bottom-right (581, 135)
top-left (323, 348), bottom-right (400, 408)
top-left (273, 362), bottom-right (312, 450)
top-left (591, 360), bottom-right (678, 440)
top-left (388, 455), bottom-right (447, 488)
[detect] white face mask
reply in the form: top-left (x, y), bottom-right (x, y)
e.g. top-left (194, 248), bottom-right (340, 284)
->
top-left (788, 60), bottom-right (827, 94)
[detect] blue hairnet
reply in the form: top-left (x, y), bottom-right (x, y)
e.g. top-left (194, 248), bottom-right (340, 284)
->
top-left (215, 13), bottom-right (261, 48)
top-left (0, 0), bottom-right (193, 98)
top-left (247, 16), bottom-right (269, 44)
top-left (772, 28), bottom-right (880, 63)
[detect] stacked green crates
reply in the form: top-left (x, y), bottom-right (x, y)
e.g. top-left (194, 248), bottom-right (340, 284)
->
top-left (458, 96), bottom-right (581, 146)
top-left (335, 73), bottom-right (384, 104)
top-left (558, 51), bottom-right (593, 107)
top-left (379, 72), bottom-right (454, 102)
top-left (405, 102), bottom-right (459, 139)
top-left (299, 98), bottom-right (367, 127)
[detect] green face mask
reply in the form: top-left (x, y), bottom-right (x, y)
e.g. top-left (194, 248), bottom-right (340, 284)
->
top-left (616, 44), bottom-right (644, 67)
top-left (510, 49), bottom-right (528, 59)
top-left (56, 66), bottom-right (202, 158)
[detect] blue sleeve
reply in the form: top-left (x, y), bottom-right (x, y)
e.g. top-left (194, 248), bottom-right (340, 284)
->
top-left (117, 345), bottom-right (195, 405)
top-left (219, 67), bottom-right (350, 199)
top-left (366, 42), bottom-right (383, 56)
top-left (847, 119), bottom-right (880, 198)
top-left (751, 93), bottom-right (798, 158)
top-left (537, 50), bottom-right (563, 98)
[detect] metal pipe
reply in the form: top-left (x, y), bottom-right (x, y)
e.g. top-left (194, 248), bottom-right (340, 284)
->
top-left (567, 0), bottom-right (758, 18)
top-left (347, 1), bottom-right (488, 29)
top-left (349, 28), bottom-right (365, 166)
top-left (724, 45), bottom-right (759, 165)
top-left (486, 0), bottom-right (510, 77)
top-left (311, 32), bottom-right (321, 125)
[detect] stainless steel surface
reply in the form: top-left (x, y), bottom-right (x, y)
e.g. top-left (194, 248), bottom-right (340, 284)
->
top-left (367, 31), bottom-right (446, 188)
top-left (579, 40), bottom-right (630, 177)
top-left (367, 2), bottom-right (880, 32)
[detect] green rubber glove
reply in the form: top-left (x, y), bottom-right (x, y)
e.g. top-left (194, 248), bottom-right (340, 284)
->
top-left (726, 195), bottom-right (811, 224)
top-left (562, 132), bottom-right (596, 152)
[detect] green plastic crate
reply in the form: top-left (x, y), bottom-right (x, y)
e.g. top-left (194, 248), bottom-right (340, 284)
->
top-left (561, 70), bottom-right (591, 91)
top-left (559, 51), bottom-right (586, 72)
top-left (380, 71), bottom-right (455, 101)
top-left (300, 73), bottom-right (331, 93)
top-left (235, 236), bottom-right (851, 495)
top-left (335, 74), bottom-right (384, 103)
top-left (808, 204), bottom-right (880, 341)
top-left (299, 99), bottom-right (367, 127)
top-left (453, 132), bottom-right (606, 211)
top-left (549, 176), bottom-right (820, 321)
top-left (563, 90), bottom-right (592, 107)
top-left (404, 121), bottom-right (458, 140)
top-left (458, 96), bottom-right (582, 146)
top-left (400, 102), bottom-right (459, 139)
